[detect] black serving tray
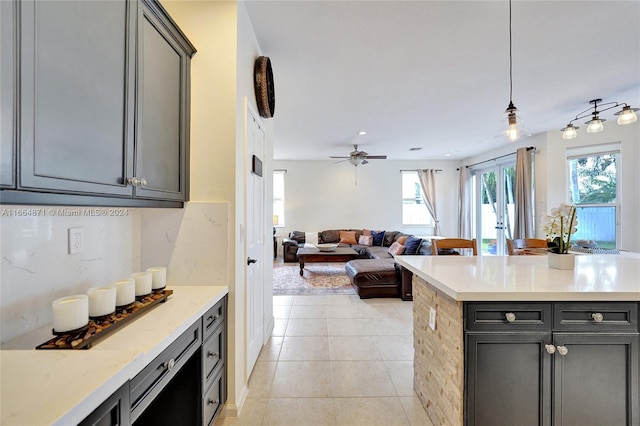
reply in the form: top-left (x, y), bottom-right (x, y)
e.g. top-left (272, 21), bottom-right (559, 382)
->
top-left (36, 289), bottom-right (173, 350)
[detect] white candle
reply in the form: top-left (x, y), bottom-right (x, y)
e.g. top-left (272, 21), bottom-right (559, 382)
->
top-left (130, 272), bottom-right (152, 296)
top-left (87, 286), bottom-right (117, 317)
top-left (52, 295), bottom-right (89, 333)
top-left (146, 266), bottom-right (167, 290)
top-left (112, 278), bottom-right (135, 306)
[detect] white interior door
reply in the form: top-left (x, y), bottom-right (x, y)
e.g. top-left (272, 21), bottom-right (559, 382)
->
top-left (245, 104), bottom-right (265, 375)
top-left (474, 163), bottom-right (516, 255)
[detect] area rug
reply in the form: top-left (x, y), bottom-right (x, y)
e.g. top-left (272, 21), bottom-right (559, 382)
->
top-left (272, 262), bottom-right (356, 295)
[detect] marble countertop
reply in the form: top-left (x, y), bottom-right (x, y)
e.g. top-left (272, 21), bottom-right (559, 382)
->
top-left (395, 253), bottom-right (640, 301)
top-left (0, 285), bottom-right (228, 426)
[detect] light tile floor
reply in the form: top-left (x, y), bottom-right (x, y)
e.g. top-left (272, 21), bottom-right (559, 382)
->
top-left (216, 294), bottom-right (433, 426)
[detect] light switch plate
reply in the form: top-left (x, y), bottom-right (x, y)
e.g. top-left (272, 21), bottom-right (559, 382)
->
top-left (429, 307), bottom-right (437, 331)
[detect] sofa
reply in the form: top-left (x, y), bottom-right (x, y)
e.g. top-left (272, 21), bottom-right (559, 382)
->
top-left (282, 229), bottom-right (435, 299)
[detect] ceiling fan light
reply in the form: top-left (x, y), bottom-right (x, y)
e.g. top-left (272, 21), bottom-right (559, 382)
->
top-left (561, 124), bottom-right (579, 139)
top-left (348, 158), bottom-right (359, 166)
top-left (615, 106), bottom-right (639, 125)
top-left (585, 116), bottom-right (605, 133)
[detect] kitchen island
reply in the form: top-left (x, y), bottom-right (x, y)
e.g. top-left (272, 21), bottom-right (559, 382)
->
top-left (395, 254), bottom-right (639, 426)
top-left (1, 285), bottom-right (228, 426)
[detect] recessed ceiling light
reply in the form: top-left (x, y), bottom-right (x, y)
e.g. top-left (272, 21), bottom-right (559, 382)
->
top-left (357, 131), bottom-right (367, 135)
top-left (445, 153), bottom-right (451, 157)
top-left (409, 147), bottom-right (422, 151)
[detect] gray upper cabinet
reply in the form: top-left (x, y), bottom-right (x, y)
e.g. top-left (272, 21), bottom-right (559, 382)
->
top-left (1, 0), bottom-right (195, 206)
top-left (1, 0), bottom-right (16, 188)
top-left (18, 0), bottom-right (135, 197)
top-left (134, 0), bottom-right (195, 201)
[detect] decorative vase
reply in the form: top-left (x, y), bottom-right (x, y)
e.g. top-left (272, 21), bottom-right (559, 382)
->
top-left (548, 252), bottom-right (575, 270)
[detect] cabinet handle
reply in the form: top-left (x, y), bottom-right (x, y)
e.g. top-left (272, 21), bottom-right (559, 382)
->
top-left (163, 358), bottom-right (176, 371)
top-left (591, 312), bottom-right (604, 322)
top-left (140, 178), bottom-right (147, 187)
top-left (207, 399), bottom-right (219, 405)
top-left (127, 177), bottom-right (141, 187)
top-left (505, 312), bottom-right (516, 322)
top-left (207, 313), bottom-right (220, 322)
top-left (207, 351), bottom-right (219, 359)
top-left (556, 345), bottom-right (569, 356)
top-left (544, 344), bottom-right (556, 354)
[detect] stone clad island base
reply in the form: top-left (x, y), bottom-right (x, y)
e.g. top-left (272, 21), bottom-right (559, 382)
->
top-left (413, 275), bottom-right (464, 425)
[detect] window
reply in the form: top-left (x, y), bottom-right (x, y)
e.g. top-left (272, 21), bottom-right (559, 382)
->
top-left (402, 171), bottom-right (432, 226)
top-left (566, 147), bottom-right (619, 249)
top-left (273, 170), bottom-right (285, 227)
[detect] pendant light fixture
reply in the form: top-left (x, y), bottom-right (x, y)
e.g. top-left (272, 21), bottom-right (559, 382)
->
top-left (503, 0), bottom-right (523, 142)
top-left (561, 98), bottom-right (638, 139)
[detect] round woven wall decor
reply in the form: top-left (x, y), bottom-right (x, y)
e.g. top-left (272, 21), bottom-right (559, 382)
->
top-left (254, 56), bottom-right (275, 118)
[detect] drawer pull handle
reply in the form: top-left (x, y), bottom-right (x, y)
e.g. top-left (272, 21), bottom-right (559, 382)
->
top-left (591, 312), bottom-right (604, 322)
top-left (544, 344), bottom-right (556, 354)
top-left (207, 313), bottom-right (221, 322)
top-left (505, 312), bottom-right (516, 322)
top-left (207, 399), bottom-right (219, 405)
top-left (556, 345), bottom-right (569, 356)
top-left (163, 358), bottom-right (176, 371)
top-left (207, 351), bottom-right (219, 359)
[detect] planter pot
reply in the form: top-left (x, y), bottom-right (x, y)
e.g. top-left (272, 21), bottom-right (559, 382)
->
top-left (548, 252), bottom-right (575, 270)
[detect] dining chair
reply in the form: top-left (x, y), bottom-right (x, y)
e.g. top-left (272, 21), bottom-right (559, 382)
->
top-left (431, 238), bottom-right (478, 256)
top-left (506, 238), bottom-right (548, 255)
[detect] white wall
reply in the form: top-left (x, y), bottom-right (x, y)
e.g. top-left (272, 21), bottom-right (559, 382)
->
top-left (273, 159), bottom-right (461, 239)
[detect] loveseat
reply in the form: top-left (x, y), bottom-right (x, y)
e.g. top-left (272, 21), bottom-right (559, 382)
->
top-left (282, 229), bottom-right (434, 299)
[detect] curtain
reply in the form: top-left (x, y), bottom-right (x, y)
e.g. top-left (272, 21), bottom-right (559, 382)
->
top-left (513, 147), bottom-right (534, 238)
top-left (417, 169), bottom-right (440, 235)
top-left (458, 167), bottom-right (473, 239)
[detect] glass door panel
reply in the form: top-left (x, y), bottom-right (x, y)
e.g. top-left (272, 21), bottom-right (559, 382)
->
top-left (475, 163), bottom-right (515, 255)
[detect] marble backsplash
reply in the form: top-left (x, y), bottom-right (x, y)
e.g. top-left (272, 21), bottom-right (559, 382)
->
top-left (1, 201), bottom-right (229, 343)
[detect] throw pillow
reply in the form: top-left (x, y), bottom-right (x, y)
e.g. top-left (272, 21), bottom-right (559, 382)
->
top-left (362, 229), bottom-right (372, 236)
top-left (404, 237), bottom-right (423, 254)
top-left (371, 230), bottom-right (385, 246)
top-left (397, 235), bottom-right (409, 245)
top-left (388, 242), bottom-right (405, 257)
top-left (358, 235), bottom-right (373, 246)
top-left (339, 230), bottom-right (358, 245)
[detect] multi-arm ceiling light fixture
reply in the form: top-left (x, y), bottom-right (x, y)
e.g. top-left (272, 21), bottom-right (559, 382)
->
top-left (561, 98), bottom-right (638, 139)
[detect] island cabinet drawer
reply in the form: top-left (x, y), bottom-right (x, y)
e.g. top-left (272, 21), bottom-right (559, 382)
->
top-left (203, 366), bottom-right (225, 426)
top-left (130, 320), bottom-right (201, 421)
top-left (202, 323), bottom-right (224, 386)
top-left (465, 303), bottom-right (552, 331)
top-left (203, 298), bottom-right (226, 340)
top-left (553, 302), bottom-right (639, 332)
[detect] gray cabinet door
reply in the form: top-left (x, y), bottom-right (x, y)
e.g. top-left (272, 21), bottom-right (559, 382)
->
top-left (18, 0), bottom-right (135, 196)
top-left (134, 1), bottom-right (195, 201)
top-left (466, 333), bottom-right (552, 426)
top-left (1, 0), bottom-right (16, 188)
top-left (553, 333), bottom-right (639, 426)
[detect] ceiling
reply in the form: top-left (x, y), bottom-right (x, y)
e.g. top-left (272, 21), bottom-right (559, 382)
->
top-left (244, 0), bottom-right (640, 161)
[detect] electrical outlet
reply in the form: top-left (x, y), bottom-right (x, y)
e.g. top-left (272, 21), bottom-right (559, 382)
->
top-left (68, 227), bottom-right (84, 254)
top-left (429, 307), bottom-right (437, 331)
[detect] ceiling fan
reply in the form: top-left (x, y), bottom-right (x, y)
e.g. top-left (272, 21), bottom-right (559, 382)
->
top-left (330, 144), bottom-right (387, 166)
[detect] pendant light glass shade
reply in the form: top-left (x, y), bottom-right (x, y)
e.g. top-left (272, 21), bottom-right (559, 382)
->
top-left (585, 116), bottom-right (605, 133)
top-left (561, 124), bottom-right (579, 139)
top-left (504, 102), bottom-right (523, 142)
top-left (615, 106), bottom-right (639, 125)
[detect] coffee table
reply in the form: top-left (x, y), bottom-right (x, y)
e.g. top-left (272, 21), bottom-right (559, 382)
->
top-left (296, 246), bottom-right (359, 276)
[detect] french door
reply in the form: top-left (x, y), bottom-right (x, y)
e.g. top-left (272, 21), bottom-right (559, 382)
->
top-left (474, 162), bottom-right (516, 255)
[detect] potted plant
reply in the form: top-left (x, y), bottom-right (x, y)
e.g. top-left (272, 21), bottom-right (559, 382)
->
top-left (541, 203), bottom-right (578, 269)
